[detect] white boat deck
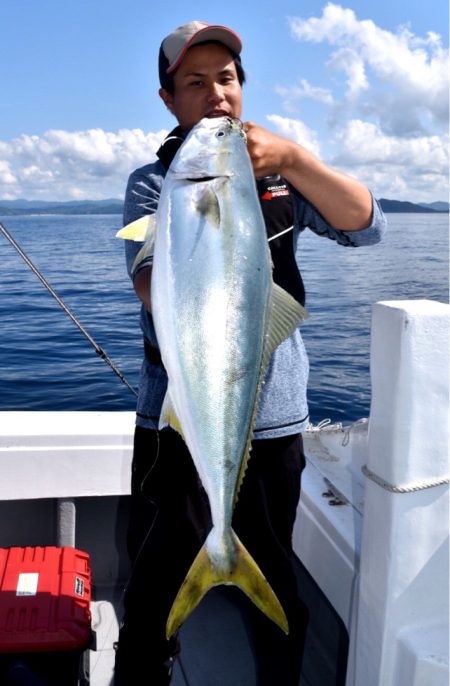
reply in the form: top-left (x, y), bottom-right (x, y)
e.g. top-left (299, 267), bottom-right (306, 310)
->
top-left (0, 300), bottom-right (448, 686)
top-left (0, 412), bottom-right (352, 686)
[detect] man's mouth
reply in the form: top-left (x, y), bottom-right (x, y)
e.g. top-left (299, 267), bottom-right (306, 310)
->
top-left (205, 110), bottom-right (229, 118)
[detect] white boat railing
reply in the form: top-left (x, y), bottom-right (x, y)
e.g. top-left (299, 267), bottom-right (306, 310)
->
top-left (347, 300), bottom-right (449, 686)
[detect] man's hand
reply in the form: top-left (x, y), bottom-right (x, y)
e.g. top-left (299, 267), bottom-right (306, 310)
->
top-left (242, 120), bottom-right (373, 232)
top-left (243, 121), bottom-right (294, 179)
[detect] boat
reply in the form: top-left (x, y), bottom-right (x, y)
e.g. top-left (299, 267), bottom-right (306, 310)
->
top-left (0, 299), bottom-right (448, 685)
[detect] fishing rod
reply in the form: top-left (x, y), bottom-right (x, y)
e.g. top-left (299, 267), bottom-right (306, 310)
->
top-left (0, 221), bottom-right (138, 398)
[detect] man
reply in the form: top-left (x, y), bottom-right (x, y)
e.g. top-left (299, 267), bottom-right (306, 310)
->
top-left (115, 21), bottom-right (386, 686)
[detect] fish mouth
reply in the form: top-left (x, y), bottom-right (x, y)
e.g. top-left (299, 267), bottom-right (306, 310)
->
top-left (205, 113), bottom-right (244, 129)
top-left (172, 170), bottom-right (232, 182)
top-left (184, 174), bottom-right (230, 183)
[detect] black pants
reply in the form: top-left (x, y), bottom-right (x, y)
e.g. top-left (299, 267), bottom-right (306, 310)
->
top-left (114, 427), bottom-right (308, 685)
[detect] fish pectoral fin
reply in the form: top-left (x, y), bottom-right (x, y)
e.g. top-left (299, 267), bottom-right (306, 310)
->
top-left (116, 214), bottom-right (157, 242)
top-left (195, 186), bottom-right (220, 229)
top-left (116, 214), bottom-right (158, 272)
top-left (159, 389), bottom-right (184, 439)
top-left (166, 529), bottom-right (289, 639)
top-left (266, 283), bottom-right (309, 355)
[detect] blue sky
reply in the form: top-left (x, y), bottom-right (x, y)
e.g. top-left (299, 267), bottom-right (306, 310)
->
top-left (0, 0), bottom-right (448, 202)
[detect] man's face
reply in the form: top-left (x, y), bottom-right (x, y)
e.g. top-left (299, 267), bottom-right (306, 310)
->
top-left (159, 43), bottom-right (243, 131)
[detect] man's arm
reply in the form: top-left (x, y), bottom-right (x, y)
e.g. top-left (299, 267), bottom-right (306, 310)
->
top-left (123, 165), bottom-right (164, 314)
top-left (243, 121), bottom-right (372, 232)
top-left (134, 267), bottom-right (152, 312)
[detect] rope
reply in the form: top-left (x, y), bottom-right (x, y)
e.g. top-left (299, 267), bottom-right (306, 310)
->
top-left (361, 465), bottom-right (450, 493)
top-left (306, 418), bottom-right (344, 432)
top-left (306, 419), bottom-right (449, 493)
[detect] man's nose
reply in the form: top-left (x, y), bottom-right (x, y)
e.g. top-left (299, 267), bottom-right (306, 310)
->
top-left (207, 83), bottom-right (225, 102)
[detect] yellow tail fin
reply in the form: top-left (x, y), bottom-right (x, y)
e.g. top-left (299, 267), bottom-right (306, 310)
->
top-left (166, 529), bottom-right (288, 638)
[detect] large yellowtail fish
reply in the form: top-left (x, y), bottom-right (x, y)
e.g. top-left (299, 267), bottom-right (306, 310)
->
top-left (117, 117), bottom-right (308, 638)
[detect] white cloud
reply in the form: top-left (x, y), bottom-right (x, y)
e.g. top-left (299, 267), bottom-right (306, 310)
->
top-left (0, 160), bottom-right (15, 186)
top-left (279, 4), bottom-right (449, 201)
top-left (326, 48), bottom-right (369, 100)
top-left (0, 128), bottom-right (167, 200)
top-left (331, 120), bottom-right (449, 201)
top-left (334, 120), bottom-right (448, 169)
top-left (288, 3), bottom-right (449, 136)
top-left (275, 78), bottom-right (334, 113)
top-left (266, 114), bottom-right (322, 158)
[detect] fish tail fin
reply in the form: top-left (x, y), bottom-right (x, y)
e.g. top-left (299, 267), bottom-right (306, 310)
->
top-left (228, 531), bottom-right (289, 634)
top-left (166, 529), bottom-right (288, 639)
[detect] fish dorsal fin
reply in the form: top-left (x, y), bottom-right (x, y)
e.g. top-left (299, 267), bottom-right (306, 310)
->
top-left (265, 283), bottom-right (308, 357)
top-left (159, 386), bottom-right (185, 441)
top-left (234, 285), bottom-right (309, 504)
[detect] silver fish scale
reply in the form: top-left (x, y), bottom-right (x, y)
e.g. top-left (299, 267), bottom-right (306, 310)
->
top-left (152, 117), bottom-right (277, 546)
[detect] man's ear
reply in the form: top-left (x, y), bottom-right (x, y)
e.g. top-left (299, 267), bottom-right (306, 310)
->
top-left (159, 88), bottom-right (174, 114)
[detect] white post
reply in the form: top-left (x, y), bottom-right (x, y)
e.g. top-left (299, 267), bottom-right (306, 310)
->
top-left (56, 497), bottom-right (77, 548)
top-left (346, 300), bottom-right (449, 686)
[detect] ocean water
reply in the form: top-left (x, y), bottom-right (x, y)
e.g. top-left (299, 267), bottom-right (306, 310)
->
top-left (0, 213), bottom-right (448, 425)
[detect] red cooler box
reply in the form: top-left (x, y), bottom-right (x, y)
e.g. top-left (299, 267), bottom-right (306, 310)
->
top-left (0, 546), bottom-right (92, 685)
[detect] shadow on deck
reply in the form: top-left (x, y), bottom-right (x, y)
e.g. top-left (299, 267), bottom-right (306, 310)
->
top-left (90, 557), bottom-right (348, 686)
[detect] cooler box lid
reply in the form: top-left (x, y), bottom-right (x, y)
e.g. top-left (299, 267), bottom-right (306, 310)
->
top-left (0, 546), bottom-right (91, 653)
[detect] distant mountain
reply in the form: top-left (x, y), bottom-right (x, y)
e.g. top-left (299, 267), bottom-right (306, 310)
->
top-left (0, 199), bottom-right (124, 216)
top-left (418, 201), bottom-right (449, 212)
top-left (0, 197), bottom-right (448, 216)
top-left (378, 199), bottom-right (449, 213)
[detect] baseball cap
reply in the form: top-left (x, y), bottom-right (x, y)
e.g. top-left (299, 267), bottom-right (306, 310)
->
top-left (159, 21), bottom-right (242, 82)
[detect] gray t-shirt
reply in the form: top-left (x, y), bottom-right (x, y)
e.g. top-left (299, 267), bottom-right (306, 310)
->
top-left (123, 158), bottom-right (386, 438)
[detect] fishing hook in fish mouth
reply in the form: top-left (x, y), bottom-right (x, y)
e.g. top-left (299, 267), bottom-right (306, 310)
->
top-left (236, 119), bottom-right (248, 142)
top-left (229, 116), bottom-right (247, 141)
top-left (230, 116), bottom-right (244, 128)
top-left (215, 117), bottom-right (247, 142)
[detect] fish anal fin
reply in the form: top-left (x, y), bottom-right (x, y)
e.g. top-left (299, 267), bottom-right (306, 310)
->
top-left (159, 388), bottom-right (184, 440)
top-left (166, 529), bottom-right (288, 639)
